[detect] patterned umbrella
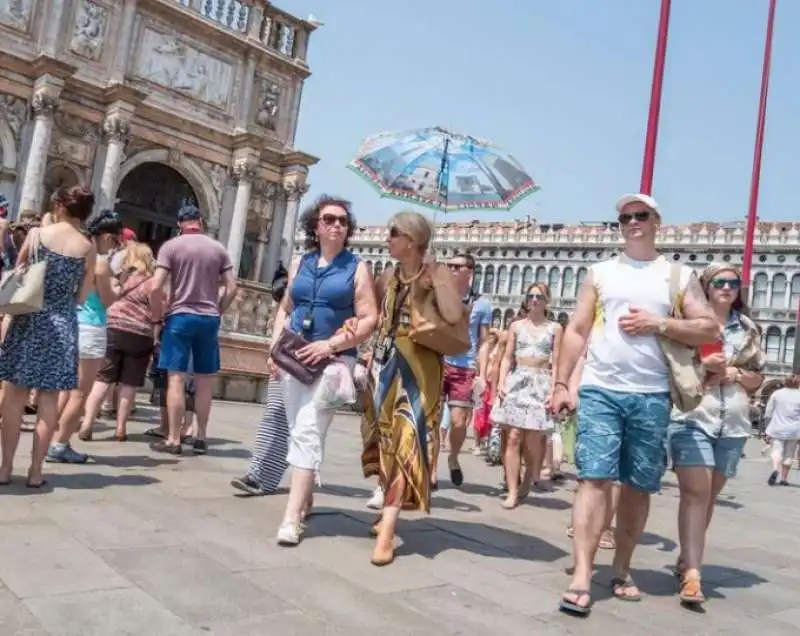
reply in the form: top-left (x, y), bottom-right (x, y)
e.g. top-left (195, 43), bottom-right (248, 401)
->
top-left (348, 127), bottom-right (539, 212)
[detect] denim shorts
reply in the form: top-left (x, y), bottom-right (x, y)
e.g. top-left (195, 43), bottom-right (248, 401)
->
top-left (575, 386), bottom-right (671, 493)
top-left (158, 313), bottom-right (220, 375)
top-left (668, 423), bottom-right (746, 478)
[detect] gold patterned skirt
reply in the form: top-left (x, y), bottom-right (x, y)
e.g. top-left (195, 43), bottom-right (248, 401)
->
top-left (360, 334), bottom-right (443, 513)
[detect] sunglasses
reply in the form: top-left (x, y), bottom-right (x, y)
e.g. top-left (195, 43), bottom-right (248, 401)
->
top-left (710, 278), bottom-right (741, 290)
top-left (447, 263), bottom-right (472, 272)
top-left (527, 293), bottom-right (547, 301)
top-left (618, 210), bottom-right (651, 225)
top-left (321, 213), bottom-right (348, 228)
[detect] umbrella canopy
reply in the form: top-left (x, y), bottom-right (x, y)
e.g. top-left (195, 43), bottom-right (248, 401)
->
top-left (348, 127), bottom-right (539, 212)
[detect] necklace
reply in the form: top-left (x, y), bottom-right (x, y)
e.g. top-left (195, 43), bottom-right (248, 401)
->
top-left (397, 265), bottom-right (425, 285)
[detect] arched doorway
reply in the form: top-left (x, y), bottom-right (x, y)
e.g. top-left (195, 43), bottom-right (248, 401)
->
top-left (115, 162), bottom-right (199, 255)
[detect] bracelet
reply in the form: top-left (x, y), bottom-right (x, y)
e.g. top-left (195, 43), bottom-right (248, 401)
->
top-left (554, 381), bottom-right (569, 391)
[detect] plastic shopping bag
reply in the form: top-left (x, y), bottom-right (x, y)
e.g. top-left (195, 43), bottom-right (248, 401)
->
top-left (314, 361), bottom-right (357, 410)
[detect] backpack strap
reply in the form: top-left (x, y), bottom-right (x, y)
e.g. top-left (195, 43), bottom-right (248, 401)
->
top-left (668, 263), bottom-right (682, 316)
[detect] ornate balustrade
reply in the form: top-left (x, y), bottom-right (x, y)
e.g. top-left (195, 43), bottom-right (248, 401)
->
top-left (171, 0), bottom-right (311, 62)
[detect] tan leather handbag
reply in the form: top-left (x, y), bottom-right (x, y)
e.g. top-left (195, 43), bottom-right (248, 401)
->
top-left (657, 264), bottom-right (705, 412)
top-left (409, 286), bottom-right (471, 357)
top-left (0, 229), bottom-right (46, 315)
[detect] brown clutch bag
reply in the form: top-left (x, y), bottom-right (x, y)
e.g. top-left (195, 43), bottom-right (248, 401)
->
top-left (270, 329), bottom-right (329, 385)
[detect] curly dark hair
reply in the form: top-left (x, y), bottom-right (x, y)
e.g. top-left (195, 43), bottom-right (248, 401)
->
top-left (51, 185), bottom-right (95, 221)
top-left (299, 194), bottom-right (356, 251)
top-left (86, 209), bottom-right (123, 237)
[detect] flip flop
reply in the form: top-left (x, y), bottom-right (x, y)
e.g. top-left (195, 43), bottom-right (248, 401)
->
top-left (679, 574), bottom-right (706, 606)
top-left (144, 427), bottom-right (166, 438)
top-left (559, 589), bottom-right (592, 616)
top-left (26, 479), bottom-right (48, 489)
top-left (611, 576), bottom-right (643, 602)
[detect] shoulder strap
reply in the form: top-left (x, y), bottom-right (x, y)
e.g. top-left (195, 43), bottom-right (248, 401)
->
top-left (27, 228), bottom-right (41, 265)
top-left (668, 263), bottom-right (681, 311)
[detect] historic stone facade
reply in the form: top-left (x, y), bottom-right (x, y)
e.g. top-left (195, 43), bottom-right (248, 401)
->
top-left (335, 219), bottom-right (800, 398)
top-left (0, 0), bottom-right (319, 401)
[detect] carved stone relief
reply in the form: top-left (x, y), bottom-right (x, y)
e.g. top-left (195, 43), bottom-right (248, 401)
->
top-left (31, 92), bottom-right (59, 118)
top-left (54, 110), bottom-right (101, 142)
top-left (0, 93), bottom-right (26, 140)
top-left (197, 159), bottom-right (228, 205)
top-left (255, 77), bottom-right (280, 131)
top-left (0, 0), bottom-right (34, 32)
top-left (248, 179), bottom-right (277, 223)
top-left (282, 181), bottom-right (309, 202)
top-left (133, 28), bottom-right (234, 109)
top-left (121, 137), bottom-right (152, 163)
top-left (49, 137), bottom-right (93, 166)
top-left (70, 0), bottom-right (108, 61)
top-left (103, 115), bottom-right (130, 143)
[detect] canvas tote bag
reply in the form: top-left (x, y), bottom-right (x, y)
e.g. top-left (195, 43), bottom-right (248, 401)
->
top-left (0, 228), bottom-right (47, 315)
top-left (656, 263), bottom-right (705, 412)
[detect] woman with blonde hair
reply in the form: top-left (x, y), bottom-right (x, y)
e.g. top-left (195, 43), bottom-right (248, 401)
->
top-left (362, 210), bottom-right (463, 565)
top-left (495, 282), bottom-right (563, 508)
top-left (78, 242), bottom-right (165, 441)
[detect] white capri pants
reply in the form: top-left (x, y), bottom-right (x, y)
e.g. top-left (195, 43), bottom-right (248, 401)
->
top-left (771, 439), bottom-right (799, 467)
top-left (282, 356), bottom-right (356, 475)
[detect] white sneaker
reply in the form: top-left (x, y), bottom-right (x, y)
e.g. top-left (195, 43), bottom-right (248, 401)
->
top-left (366, 486), bottom-right (384, 510)
top-left (276, 521), bottom-right (302, 546)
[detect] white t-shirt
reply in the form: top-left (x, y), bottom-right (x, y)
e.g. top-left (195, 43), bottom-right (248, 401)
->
top-left (765, 388), bottom-right (800, 440)
top-left (581, 254), bottom-right (693, 394)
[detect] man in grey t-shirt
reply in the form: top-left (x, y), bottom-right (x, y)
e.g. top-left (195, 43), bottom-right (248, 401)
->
top-left (151, 204), bottom-right (238, 456)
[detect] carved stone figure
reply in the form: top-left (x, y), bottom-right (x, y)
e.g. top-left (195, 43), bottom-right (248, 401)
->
top-left (255, 78), bottom-right (280, 131)
top-left (103, 116), bottom-right (130, 143)
top-left (277, 23), bottom-right (295, 56)
top-left (70, 0), bottom-right (107, 61)
top-left (134, 29), bottom-right (233, 109)
top-left (232, 160), bottom-right (257, 184)
top-left (282, 181), bottom-right (309, 202)
top-left (31, 92), bottom-right (59, 118)
top-left (0, 0), bottom-right (33, 31)
top-left (0, 93), bottom-right (26, 140)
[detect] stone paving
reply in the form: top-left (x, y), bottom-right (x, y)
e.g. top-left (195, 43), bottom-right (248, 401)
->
top-left (1, 400), bottom-right (800, 635)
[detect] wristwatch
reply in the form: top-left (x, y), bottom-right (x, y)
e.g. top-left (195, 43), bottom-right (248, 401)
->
top-left (658, 319), bottom-right (668, 335)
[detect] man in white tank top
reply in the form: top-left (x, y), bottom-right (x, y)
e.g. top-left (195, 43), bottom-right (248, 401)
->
top-left (551, 193), bottom-right (718, 614)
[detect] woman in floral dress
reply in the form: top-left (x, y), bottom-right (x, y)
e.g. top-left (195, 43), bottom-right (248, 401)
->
top-left (495, 283), bottom-right (562, 508)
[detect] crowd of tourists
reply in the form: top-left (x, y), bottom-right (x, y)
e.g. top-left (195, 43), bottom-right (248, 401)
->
top-left (230, 190), bottom-right (800, 617)
top-left (1, 187), bottom-right (799, 620)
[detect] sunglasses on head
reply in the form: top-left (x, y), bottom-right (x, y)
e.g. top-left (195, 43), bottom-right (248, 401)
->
top-left (710, 278), bottom-right (741, 290)
top-left (321, 213), bottom-right (348, 228)
top-left (618, 210), bottom-right (651, 225)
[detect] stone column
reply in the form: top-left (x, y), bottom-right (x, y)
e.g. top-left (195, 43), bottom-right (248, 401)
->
top-left (227, 159), bottom-right (257, 276)
top-left (98, 114), bottom-right (130, 211)
top-left (235, 53), bottom-right (257, 131)
top-left (251, 183), bottom-right (277, 282)
top-left (110, 0), bottom-right (138, 84)
top-left (280, 179), bottom-right (309, 265)
top-left (264, 194), bottom-right (286, 281)
top-left (18, 89), bottom-right (59, 213)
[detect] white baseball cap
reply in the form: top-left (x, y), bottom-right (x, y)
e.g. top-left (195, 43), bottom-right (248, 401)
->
top-left (615, 193), bottom-right (660, 216)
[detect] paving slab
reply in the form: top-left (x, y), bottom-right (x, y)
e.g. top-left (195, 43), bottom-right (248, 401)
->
top-left (0, 400), bottom-right (797, 635)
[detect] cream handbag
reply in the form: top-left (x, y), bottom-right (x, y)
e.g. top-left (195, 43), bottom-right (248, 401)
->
top-left (0, 228), bottom-right (47, 315)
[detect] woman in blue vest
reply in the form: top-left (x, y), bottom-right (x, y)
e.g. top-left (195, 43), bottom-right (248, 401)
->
top-left (269, 195), bottom-right (378, 546)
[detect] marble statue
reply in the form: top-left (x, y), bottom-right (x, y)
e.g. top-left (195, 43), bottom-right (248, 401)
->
top-left (70, 0), bottom-right (107, 61)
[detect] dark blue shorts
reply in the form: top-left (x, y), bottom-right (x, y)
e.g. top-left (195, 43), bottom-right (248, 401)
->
top-left (158, 313), bottom-right (221, 375)
top-left (575, 386), bottom-right (671, 493)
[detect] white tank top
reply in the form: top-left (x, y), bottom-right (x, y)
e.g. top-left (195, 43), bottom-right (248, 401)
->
top-left (581, 254), bottom-right (693, 394)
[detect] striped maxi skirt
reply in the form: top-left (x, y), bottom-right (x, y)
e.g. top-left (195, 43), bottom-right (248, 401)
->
top-left (246, 379), bottom-right (289, 492)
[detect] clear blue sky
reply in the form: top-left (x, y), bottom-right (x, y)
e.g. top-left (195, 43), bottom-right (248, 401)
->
top-left (278, 0), bottom-right (798, 227)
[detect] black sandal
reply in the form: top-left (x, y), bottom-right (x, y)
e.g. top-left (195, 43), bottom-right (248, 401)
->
top-left (149, 440), bottom-right (182, 455)
top-left (559, 589), bottom-right (592, 616)
top-left (26, 479), bottom-right (48, 489)
top-left (611, 576), bottom-right (643, 602)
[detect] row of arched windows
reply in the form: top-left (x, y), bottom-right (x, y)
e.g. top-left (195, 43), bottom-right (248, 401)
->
top-left (763, 327), bottom-right (795, 364)
top-left (363, 259), bottom-right (800, 315)
top-left (472, 265), bottom-right (589, 298)
top-left (751, 274), bottom-right (800, 310)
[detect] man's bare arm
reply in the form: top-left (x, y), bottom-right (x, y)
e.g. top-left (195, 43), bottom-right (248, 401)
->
top-left (663, 273), bottom-right (719, 346)
top-left (554, 272), bottom-right (596, 386)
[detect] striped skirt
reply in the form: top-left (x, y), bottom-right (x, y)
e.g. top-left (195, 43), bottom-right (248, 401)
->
top-left (246, 379), bottom-right (289, 492)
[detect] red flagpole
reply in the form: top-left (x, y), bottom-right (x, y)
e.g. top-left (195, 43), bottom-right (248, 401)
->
top-left (640, 0), bottom-right (672, 195)
top-left (742, 0), bottom-right (777, 299)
